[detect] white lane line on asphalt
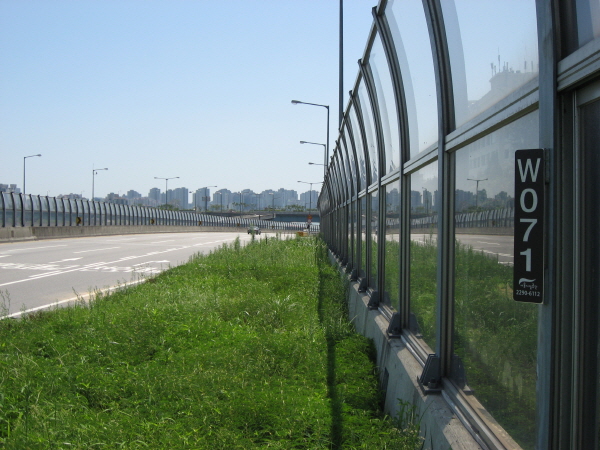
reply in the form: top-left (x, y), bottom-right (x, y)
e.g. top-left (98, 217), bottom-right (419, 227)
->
top-left (82, 262), bottom-right (108, 268)
top-left (4, 278), bottom-right (150, 319)
top-left (192, 239), bottom-right (233, 247)
top-left (73, 246), bottom-right (120, 254)
top-left (151, 240), bottom-right (175, 244)
top-left (28, 271), bottom-right (66, 279)
top-left (476, 241), bottom-right (501, 246)
top-left (48, 257), bottom-right (83, 263)
top-left (1, 244), bottom-right (68, 253)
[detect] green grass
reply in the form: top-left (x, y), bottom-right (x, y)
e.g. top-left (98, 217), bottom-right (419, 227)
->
top-left (0, 235), bottom-right (422, 449)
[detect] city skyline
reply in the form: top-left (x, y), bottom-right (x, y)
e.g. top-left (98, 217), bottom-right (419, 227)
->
top-left (0, 181), bottom-right (320, 211)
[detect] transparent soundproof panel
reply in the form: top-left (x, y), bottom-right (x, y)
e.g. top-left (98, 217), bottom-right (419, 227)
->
top-left (387, 0), bottom-right (438, 156)
top-left (14, 195), bottom-right (22, 227)
top-left (453, 111), bottom-right (539, 450)
top-left (441, 0), bottom-right (538, 127)
top-left (409, 162), bottom-right (438, 350)
top-left (360, 196), bottom-right (367, 278)
top-left (340, 136), bottom-right (355, 198)
top-left (358, 82), bottom-right (379, 183)
top-left (342, 126), bottom-right (358, 194)
top-left (349, 201), bottom-right (356, 268)
top-left (349, 105), bottom-right (368, 190)
top-left (369, 34), bottom-right (401, 173)
top-left (576, 0), bottom-right (600, 48)
top-left (4, 194), bottom-right (14, 227)
top-left (23, 196), bottom-right (33, 226)
top-left (369, 190), bottom-right (379, 290)
top-left (384, 181), bottom-right (400, 308)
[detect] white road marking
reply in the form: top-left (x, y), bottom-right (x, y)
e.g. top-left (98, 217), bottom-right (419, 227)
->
top-left (476, 241), bottom-right (501, 246)
top-left (48, 257), bottom-right (82, 263)
top-left (0, 245), bottom-right (201, 287)
top-left (151, 240), bottom-right (175, 244)
top-left (1, 244), bottom-right (68, 253)
top-left (73, 246), bottom-right (120, 254)
top-left (3, 278), bottom-right (150, 319)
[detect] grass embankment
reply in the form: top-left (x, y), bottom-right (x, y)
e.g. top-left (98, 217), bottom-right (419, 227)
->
top-left (0, 235), bottom-right (421, 449)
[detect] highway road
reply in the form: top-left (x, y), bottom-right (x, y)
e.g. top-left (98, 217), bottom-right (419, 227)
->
top-left (409, 233), bottom-right (514, 265)
top-left (0, 232), bottom-right (253, 318)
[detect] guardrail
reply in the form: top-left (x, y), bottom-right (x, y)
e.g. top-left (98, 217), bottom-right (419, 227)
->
top-left (0, 192), bottom-right (319, 232)
top-left (408, 207), bottom-right (514, 230)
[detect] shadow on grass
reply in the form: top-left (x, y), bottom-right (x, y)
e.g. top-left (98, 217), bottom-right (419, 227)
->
top-left (316, 247), bottom-right (343, 450)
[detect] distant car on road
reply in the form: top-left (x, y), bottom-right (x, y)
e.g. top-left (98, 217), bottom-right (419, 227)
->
top-left (248, 226), bottom-right (261, 235)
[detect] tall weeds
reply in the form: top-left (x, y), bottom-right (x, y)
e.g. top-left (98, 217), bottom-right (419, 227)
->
top-left (0, 235), bottom-right (421, 449)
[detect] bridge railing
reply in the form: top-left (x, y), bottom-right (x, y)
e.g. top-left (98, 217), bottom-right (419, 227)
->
top-left (405, 207), bottom-right (514, 231)
top-left (0, 192), bottom-right (319, 232)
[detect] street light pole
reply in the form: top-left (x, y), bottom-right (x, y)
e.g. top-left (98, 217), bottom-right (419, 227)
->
top-left (23, 154), bottom-right (42, 195)
top-left (92, 168), bottom-right (108, 201)
top-left (154, 176), bottom-right (179, 208)
top-left (467, 178), bottom-right (488, 209)
top-left (300, 141), bottom-right (327, 177)
top-left (298, 180), bottom-right (323, 211)
top-left (292, 100), bottom-right (329, 173)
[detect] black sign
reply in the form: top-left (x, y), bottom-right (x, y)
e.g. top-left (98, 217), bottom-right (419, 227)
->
top-left (514, 149), bottom-right (544, 303)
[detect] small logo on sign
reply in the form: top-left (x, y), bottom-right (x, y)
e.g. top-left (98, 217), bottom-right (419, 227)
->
top-left (518, 278), bottom-right (538, 291)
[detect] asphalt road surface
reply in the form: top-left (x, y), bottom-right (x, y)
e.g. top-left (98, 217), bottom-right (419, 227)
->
top-left (409, 233), bottom-right (514, 265)
top-left (0, 232), bottom-right (253, 317)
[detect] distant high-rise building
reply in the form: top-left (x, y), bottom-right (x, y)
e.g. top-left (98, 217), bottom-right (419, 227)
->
top-left (148, 187), bottom-right (161, 203)
top-left (299, 190), bottom-right (318, 210)
top-left (193, 187), bottom-right (213, 211)
top-left (213, 189), bottom-right (231, 211)
top-left (170, 187), bottom-right (189, 209)
top-left (126, 190), bottom-right (142, 200)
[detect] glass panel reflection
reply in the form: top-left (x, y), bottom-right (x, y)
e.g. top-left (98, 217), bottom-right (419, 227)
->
top-left (358, 82), bottom-right (379, 183)
top-left (370, 190), bottom-right (379, 290)
top-left (360, 196), bottom-right (367, 278)
top-left (370, 35), bottom-right (401, 173)
top-left (384, 181), bottom-right (401, 308)
top-left (453, 111), bottom-right (539, 450)
top-left (349, 201), bottom-right (356, 268)
top-left (441, 0), bottom-right (538, 126)
top-left (4, 194), bottom-right (14, 227)
top-left (14, 195), bottom-right (23, 227)
top-left (409, 163), bottom-right (438, 350)
top-left (343, 126), bottom-right (357, 195)
top-left (388, 0), bottom-right (438, 156)
top-left (24, 195), bottom-right (33, 227)
top-left (576, 0), bottom-right (600, 48)
top-left (349, 106), bottom-right (368, 190)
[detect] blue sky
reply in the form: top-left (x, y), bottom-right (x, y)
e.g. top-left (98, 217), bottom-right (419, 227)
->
top-left (0, 1), bottom-right (375, 199)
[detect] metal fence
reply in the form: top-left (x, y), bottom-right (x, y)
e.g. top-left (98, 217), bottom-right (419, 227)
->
top-left (0, 192), bottom-right (318, 232)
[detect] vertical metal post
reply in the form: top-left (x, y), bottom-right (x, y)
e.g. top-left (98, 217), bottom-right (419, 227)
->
top-left (339, 0), bottom-right (344, 128)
